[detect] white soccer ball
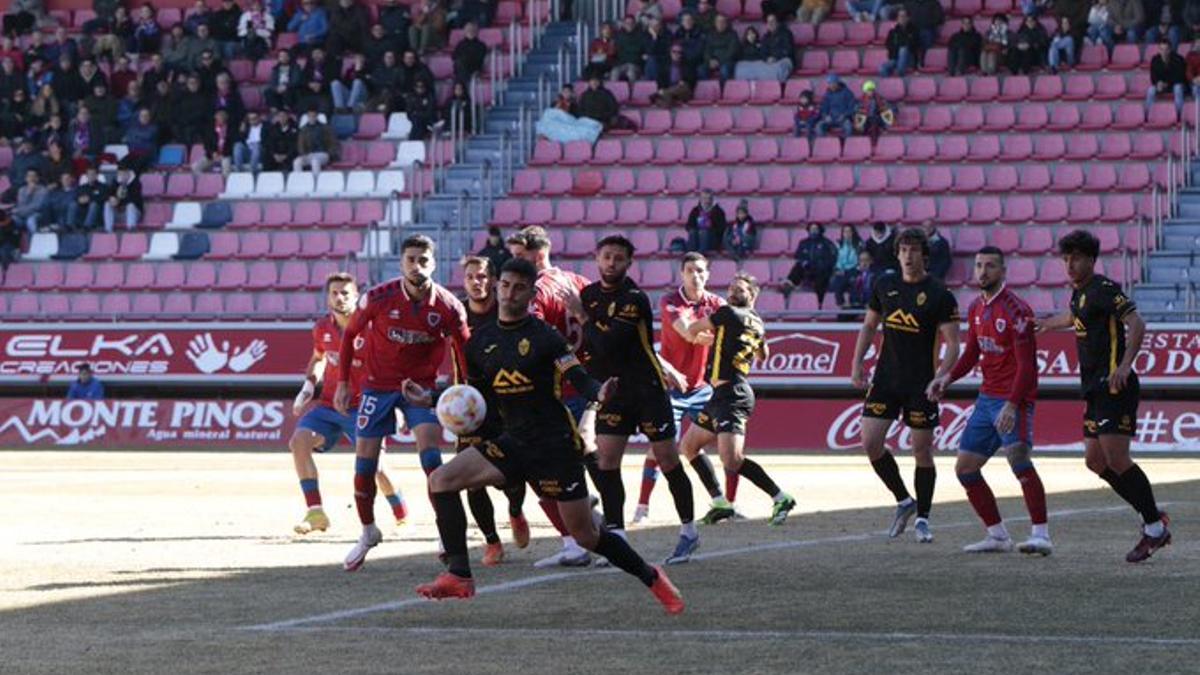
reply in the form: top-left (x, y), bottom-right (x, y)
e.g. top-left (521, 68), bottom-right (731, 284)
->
top-left (436, 384), bottom-right (487, 436)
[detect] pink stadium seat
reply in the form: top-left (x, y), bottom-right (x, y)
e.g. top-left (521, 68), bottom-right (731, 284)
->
top-left (920, 165), bottom-right (952, 193)
top-left (808, 197), bottom-right (839, 225)
top-left (967, 77), bottom-right (1000, 102)
top-left (842, 137), bottom-right (871, 163)
top-left (759, 229), bottom-right (790, 256)
top-left (1006, 258), bottom-right (1038, 286)
top-left (261, 202), bottom-right (291, 226)
top-left (286, 293), bottom-right (319, 317)
top-left (647, 199), bottom-right (680, 226)
top-left (225, 294), bottom-right (255, 314)
top-left (354, 113), bottom-right (387, 140)
top-left (757, 167), bottom-right (789, 195)
top-left (101, 293), bottom-right (132, 315)
top-left (779, 137), bottom-right (810, 163)
top-left (1094, 74), bottom-right (1126, 100)
top-left (603, 168), bottom-right (634, 196)
top-left (1048, 105), bottom-right (1081, 131)
top-left (195, 173), bottom-right (223, 199)
top-left (683, 138), bottom-right (715, 165)
top-left (1065, 134), bottom-right (1098, 161)
top-left (674, 109), bottom-right (703, 135)
top-left (255, 293), bottom-right (288, 317)
top-left (999, 75), bottom-right (1031, 101)
top-left (1030, 76), bottom-right (1063, 102)
top-left (857, 167), bottom-right (888, 194)
top-left (985, 165), bottom-right (1018, 193)
top-left (692, 80), bottom-right (720, 105)
top-left (718, 138), bottom-right (748, 164)
top-left (592, 139), bottom-right (623, 166)
top-left (629, 230), bottom-right (658, 254)
top-left (530, 139), bottom-right (560, 165)
top-left (810, 138), bottom-right (841, 163)
top-left (1101, 194), bottom-right (1136, 222)
top-left (114, 233), bottom-right (148, 260)
top-left (1038, 259), bottom-right (1070, 286)
top-left (83, 233), bottom-right (119, 260)
top-left (292, 201), bottom-right (323, 227)
top-left (561, 140), bottom-right (592, 165)
top-left (141, 173), bottom-right (165, 199)
top-left (765, 107), bottom-right (795, 133)
top-left (353, 201), bottom-right (384, 224)
top-left (665, 168), bottom-right (697, 195)
top-left (564, 230), bottom-right (594, 257)
top-left (323, 201), bottom-right (352, 226)
top-left (991, 226), bottom-right (1021, 254)
top-left (999, 134), bottom-right (1033, 161)
top-left (541, 169), bottom-right (572, 196)
top-left (1084, 164), bottom-right (1118, 192)
top-left (245, 261), bottom-right (278, 290)
top-left (1031, 134), bottom-right (1066, 160)
top-left (968, 196), bottom-right (1001, 224)
top-left (732, 108), bottom-right (765, 134)
top-left (1037, 195), bottom-right (1070, 223)
top-left (939, 136), bottom-right (968, 161)
top-left (623, 138), bottom-right (653, 164)
top-left (34, 262), bottom-right (63, 289)
top-left (69, 294), bottom-right (100, 318)
top-left (1076, 104), bottom-right (1112, 131)
top-left (61, 263), bottom-right (94, 291)
top-left (640, 260), bottom-right (673, 288)
top-left (776, 197), bottom-right (808, 224)
top-left (1052, 164), bottom-right (1084, 191)
top-left (1110, 43), bottom-right (1141, 69)
top-left (165, 172), bottom-right (195, 198)
top-left (921, 106), bottom-right (953, 132)
top-left (1063, 75), bottom-right (1095, 101)
top-left (615, 200), bottom-right (648, 226)
top-left (747, 138), bottom-right (777, 163)
top-left (551, 200), bottom-right (585, 226)
top-left (816, 21), bottom-right (847, 46)
top-left (983, 105), bottom-right (1015, 132)
top-left (1014, 104), bottom-right (1049, 130)
top-left (937, 197), bottom-right (969, 224)
top-left (750, 81), bottom-right (782, 105)
top-left (641, 109), bottom-right (672, 135)
top-left (823, 166), bottom-right (854, 193)
top-left (180, 262), bottom-right (217, 291)
top-left (889, 166), bottom-right (919, 193)
top-left (1113, 103), bottom-right (1146, 130)
top-left (1147, 102), bottom-right (1178, 129)
top-left (510, 170), bottom-right (540, 196)
top-left (905, 77), bottom-right (937, 104)
top-left (1021, 227), bottom-right (1054, 254)
top-left (234, 232), bottom-right (270, 259)
top-left (1098, 133), bottom-right (1133, 160)
top-left (131, 294), bottom-right (162, 316)
top-left (230, 202), bottom-right (260, 228)
top-left (1129, 132), bottom-right (1164, 160)
top-left (841, 197), bottom-right (871, 223)
top-left (267, 232), bottom-right (302, 259)
top-left (952, 227), bottom-right (986, 254)
top-left (831, 50), bottom-right (860, 75)
top-left (905, 197), bottom-right (936, 223)
top-left (123, 263), bottom-right (154, 290)
top-left (729, 168), bottom-right (761, 195)
top-left (1118, 163), bottom-right (1151, 191)
top-left (215, 261), bottom-right (248, 290)
top-left (874, 197), bottom-right (903, 223)
top-left (721, 80), bottom-right (751, 105)
top-left (583, 199), bottom-right (616, 226)
top-left (1017, 164), bottom-right (1051, 192)
top-left (34, 293), bottom-right (62, 315)
top-left (797, 51), bottom-right (830, 75)
top-left (936, 77), bottom-right (968, 103)
top-left (299, 232), bottom-right (333, 259)
top-left (193, 294), bottom-right (225, 317)
top-left (144, 202), bottom-right (172, 229)
top-left (1001, 195), bottom-right (1035, 223)
top-left (699, 168), bottom-right (728, 193)
top-left (968, 135), bottom-right (1001, 161)
top-left (152, 263), bottom-right (186, 291)
top-left (918, 48), bottom-right (947, 73)
top-left (653, 138), bottom-right (685, 165)
top-left (905, 136), bottom-right (936, 162)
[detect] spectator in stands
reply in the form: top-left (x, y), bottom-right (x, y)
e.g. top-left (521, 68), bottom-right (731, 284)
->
top-left (782, 223), bottom-right (837, 308)
top-left (981, 13), bottom-right (1010, 74)
top-left (299, 46), bottom-right (337, 114)
top-left (104, 165), bottom-right (142, 232)
top-left (190, 26), bottom-right (221, 71)
top-left (76, 164), bottom-right (108, 230)
top-left (724, 201), bottom-right (759, 260)
top-left (454, 0), bottom-right (496, 29)
top-left (265, 109), bottom-right (298, 170)
top-left (364, 22), bottom-right (401, 67)
top-left (651, 42), bottom-right (696, 108)
top-left (798, 0), bottom-right (833, 24)
top-left (643, 18), bottom-right (671, 81)
top-left (1146, 38), bottom-right (1187, 113)
top-left (1144, 2), bottom-right (1182, 51)
top-left (694, 0), bottom-right (718, 32)
top-left (828, 224), bottom-right (862, 308)
top-left (854, 80), bottom-right (894, 144)
top-left (367, 50), bottom-right (402, 112)
top-left (9, 139), bottom-right (47, 186)
top-left (67, 106), bottom-right (103, 161)
top-left (638, 0), bottom-right (663, 28)
top-left (148, 78), bottom-right (175, 138)
top-left (130, 4), bottom-right (162, 56)
top-left (405, 79), bottom-right (438, 140)
top-left (108, 56), bottom-right (137, 100)
top-left (535, 84), bottom-right (604, 142)
top-left (162, 24), bottom-right (194, 72)
top-left (815, 74), bottom-right (856, 138)
top-left (4, 0), bottom-right (51, 38)
top-left (265, 49), bottom-right (301, 111)
top-left (863, 221), bottom-right (898, 273)
top-left (584, 22), bottom-right (618, 80)
top-left (140, 53), bottom-right (170, 95)
top-left (1086, 0), bottom-right (1118, 54)
top-left (41, 172), bottom-right (79, 231)
top-left (212, 72), bottom-right (245, 126)
top-left (844, 250), bottom-right (877, 310)
top-left (50, 57), bottom-right (85, 113)
top-left (117, 78), bottom-right (143, 131)
top-left (328, 0), bottom-right (371, 57)
top-left (293, 106), bottom-right (336, 174)
top-left (1185, 0), bottom-right (1200, 44)
top-left (1010, 14), bottom-right (1049, 74)
top-left (1108, 0), bottom-right (1142, 41)
top-left (578, 74), bottom-right (621, 130)
top-left (84, 82), bottom-right (118, 142)
top-left (89, 5), bottom-right (133, 63)
top-left (0, 88), bottom-right (31, 141)
top-left (185, 0), bottom-right (213, 35)
top-left (12, 169), bottom-right (48, 233)
top-left (923, 220), bottom-right (950, 280)
top-left (453, 21), bottom-right (489, 84)
top-left (172, 74), bottom-right (211, 144)
top-left (24, 31), bottom-right (49, 65)
top-left (408, 0), bottom-right (448, 55)
top-left (288, 0), bottom-right (330, 53)
top-left (234, 109), bottom-right (266, 172)
top-left (1187, 42), bottom-right (1200, 98)
top-left (67, 364), bottom-right (105, 400)
top-left (0, 210), bottom-right (18, 280)
top-left (332, 53), bottom-right (369, 112)
top-left (703, 14), bottom-right (739, 82)
top-left (378, 0), bottom-right (412, 50)
top-left (443, 80), bottom-right (473, 132)
top-left (685, 188), bottom-right (726, 253)
top-left (37, 112), bottom-right (69, 152)
top-left (612, 15), bottom-right (648, 83)
top-left (32, 84), bottom-right (62, 128)
top-left (674, 13), bottom-right (706, 73)
top-left (193, 109), bottom-right (237, 176)
top-left (1048, 16), bottom-right (1076, 72)
top-left (123, 107), bottom-right (158, 170)
top-left (761, 0), bottom-right (800, 21)
top-left (761, 14), bottom-right (796, 79)
top-left (904, 0), bottom-right (944, 55)
top-left (48, 27), bottom-right (80, 65)
top-left (239, 0), bottom-right (276, 60)
top-left (477, 226), bottom-right (511, 271)
top-left (880, 9), bottom-right (919, 76)
top-left (210, 0), bottom-right (242, 62)
top-left (43, 140), bottom-right (71, 183)
top-left (793, 89), bottom-right (819, 139)
top-left (947, 17), bottom-right (982, 75)
top-left (397, 49), bottom-right (436, 104)
top-left (0, 54), bottom-right (21, 96)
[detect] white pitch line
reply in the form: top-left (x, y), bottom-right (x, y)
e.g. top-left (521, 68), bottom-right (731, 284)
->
top-left (256, 625), bottom-right (1200, 648)
top-left (242, 504), bottom-right (1146, 633)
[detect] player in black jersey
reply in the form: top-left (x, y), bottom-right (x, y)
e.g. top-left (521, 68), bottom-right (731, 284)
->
top-left (415, 258), bottom-right (684, 613)
top-left (679, 273), bottom-right (797, 526)
top-left (568, 235), bottom-right (701, 566)
top-left (851, 228), bottom-right (960, 543)
top-left (1037, 230), bottom-right (1171, 563)
top-left (456, 256), bottom-right (530, 561)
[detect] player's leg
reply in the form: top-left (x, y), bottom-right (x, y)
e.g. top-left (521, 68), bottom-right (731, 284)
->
top-left (533, 397), bottom-right (596, 568)
top-left (1099, 433), bottom-right (1170, 562)
top-left (454, 433), bottom-right (503, 562)
top-left (373, 457), bottom-right (408, 526)
top-left (909, 426), bottom-right (936, 543)
top-left (288, 426), bottom-right (331, 534)
top-left (716, 429), bottom-right (796, 526)
top-left (503, 481), bottom-right (530, 548)
top-left (955, 396), bottom-right (1006, 551)
top-left (861, 399), bottom-right (916, 536)
top-left (595, 432), bottom-right (631, 533)
top-left (1004, 403), bottom-right (1052, 555)
top-left (681, 416), bottom-right (728, 522)
top-left (633, 447), bottom-right (658, 525)
top-left (344, 391), bottom-right (398, 571)
top-left (416, 445), bottom-right (509, 599)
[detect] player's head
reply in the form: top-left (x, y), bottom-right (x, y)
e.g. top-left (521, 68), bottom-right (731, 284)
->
top-left (974, 246), bottom-right (1005, 293)
top-left (680, 252), bottom-right (709, 294)
top-left (325, 271), bottom-right (358, 315)
top-left (400, 234), bottom-right (436, 286)
top-left (504, 231), bottom-right (528, 259)
top-left (728, 272), bottom-right (759, 308)
top-left (460, 255), bottom-right (494, 302)
top-left (519, 225), bottom-right (552, 269)
top-left (1058, 229), bottom-right (1099, 287)
top-left (497, 257), bottom-right (538, 320)
top-left (894, 227), bottom-right (929, 279)
top-left (596, 235), bottom-right (635, 286)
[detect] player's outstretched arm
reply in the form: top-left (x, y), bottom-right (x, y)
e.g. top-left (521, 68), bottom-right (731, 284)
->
top-left (685, 316), bottom-right (716, 341)
top-left (850, 309), bottom-right (881, 389)
top-left (1035, 310), bottom-right (1072, 333)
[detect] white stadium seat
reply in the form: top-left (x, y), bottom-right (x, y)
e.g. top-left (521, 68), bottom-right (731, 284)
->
top-left (358, 229), bottom-right (392, 258)
top-left (344, 170), bottom-right (375, 197)
top-left (143, 232), bottom-right (180, 260)
top-left (382, 113), bottom-right (412, 140)
top-left (374, 170), bottom-right (405, 196)
top-left (314, 171), bottom-right (345, 196)
top-left (167, 202), bottom-right (202, 229)
top-left (391, 140), bottom-right (426, 168)
top-left (284, 171), bottom-right (314, 196)
top-left (254, 171), bottom-right (285, 197)
top-left (221, 172), bottom-right (255, 199)
top-left (24, 233), bottom-right (58, 260)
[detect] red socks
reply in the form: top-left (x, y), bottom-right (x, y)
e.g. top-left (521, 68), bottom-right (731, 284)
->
top-left (958, 471), bottom-right (1001, 527)
top-left (1014, 464), bottom-right (1048, 526)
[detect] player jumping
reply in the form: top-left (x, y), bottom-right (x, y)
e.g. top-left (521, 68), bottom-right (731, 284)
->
top-left (1037, 230), bottom-right (1171, 563)
top-left (851, 228), bottom-right (960, 543)
top-left (926, 247), bottom-right (1051, 555)
top-left (289, 272), bottom-right (408, 534)
top-left (414, 258), bottom-right (684, 614)
top-left (334, 235), bottom-right (470, 571)
top-left (680, 272), bottom-right (796, 526)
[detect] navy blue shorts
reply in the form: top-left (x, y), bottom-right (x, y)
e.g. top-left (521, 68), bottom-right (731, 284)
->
top-left (355, 389), bottom-right (440, 439)
top-left (297, 405), bottom-right (356, 452)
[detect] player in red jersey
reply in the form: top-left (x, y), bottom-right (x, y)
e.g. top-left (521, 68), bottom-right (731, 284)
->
top-left (333, 235), bottom-right (470, 572)
top-left (634, 252), bottom-right (736, 526)
top-left (506, 226), bottom-right (598, 568)
top-left (927, 247), bottom-right (1052, 555)
top-left (289, 273), bottom-right (409, 535)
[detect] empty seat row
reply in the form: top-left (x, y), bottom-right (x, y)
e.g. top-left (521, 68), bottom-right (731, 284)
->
top-left (205, 231), bottom-right (364, 260)
top-left (217, 169), bottom-right (408, 200)
top-left (2, 291), bottom-right (324, 321)
top-left (0, 260), bottom-right (367, 293)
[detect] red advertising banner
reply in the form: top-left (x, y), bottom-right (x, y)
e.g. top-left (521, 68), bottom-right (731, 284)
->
top-left (2, 322), bottom-right (1199, 390)
top-left (1, 398), bottom-right (1197, 452)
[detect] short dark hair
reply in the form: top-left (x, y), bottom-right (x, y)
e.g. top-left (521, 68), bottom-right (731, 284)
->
top-left (680, 251), bottom-right (708, 270)
top-left (77, 363), bottom-right (92, 373)
top-left (500, 257), bottom-right (538, 284)
top-left (325, 271), bottom-right (356, 292)
top-left (520, 225), bottom-right (551, 251)
top-left (732, 271), bottom-right (760, 295)
top-left (596, 234), bottom-right (635, 257)
top-left (1058, 229), bottom-right (1100, 259)
top-left (401, 234), bottom-right (435, 254)
top-left (460, 255), bottom-right (494, 276)
top-left (894, 227), bottom-right (930, 256)
top-left (976, 245), bottom-right (1005, 263)
top-left (505, 232), bottom-right (527, 248)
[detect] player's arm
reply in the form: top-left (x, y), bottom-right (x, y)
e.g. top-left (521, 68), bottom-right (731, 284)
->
top-left (292, 346), bottom-right (325, 415)
top-left (1111, 302), bottom-right (1144, 393)
top-left (555, 340), bottom-right (616, 404)
top-left (656, 352), bottom-right (689, 392)
top-left (669, 303), bottom-right (713, 345)
top-left (334, 298), bottom-right (373, 413)
top-left (850, 308), bottom-right (881, 390)
top-left (1035, 309), bottom-right (1073, 333)
top-left (447, 300), bottom-right (471, 386)
top-left (933, 293), bottom-right (962, 380)
top-left (685, 315), bottom-right (716, 341)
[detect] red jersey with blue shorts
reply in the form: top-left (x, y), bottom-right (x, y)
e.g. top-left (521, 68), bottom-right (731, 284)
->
top-left (298, 314), bottom-right (369, 451)
top-left (950, 286), bottom-right (1039, 457)
top-left (659, 287), bottom-right (726, 393)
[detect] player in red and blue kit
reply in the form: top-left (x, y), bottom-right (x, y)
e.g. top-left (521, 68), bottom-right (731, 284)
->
top-left (927, 247), bottom-right (1051, 556)
top-left (289, 272), bottom-right (409, 536)
top-left (334, 235), bottom-right (470, 572)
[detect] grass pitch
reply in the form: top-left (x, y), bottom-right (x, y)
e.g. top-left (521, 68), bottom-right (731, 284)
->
top-left (2, 451), bottom-right (1199, 674)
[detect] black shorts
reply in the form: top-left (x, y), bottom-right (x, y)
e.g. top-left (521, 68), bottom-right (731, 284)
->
top-left (695, 382), bottom-right (756, 436)
top-left (595, 382), bottom-right (676, 442)
top-left (478, 433), bottom-right (588, 501)
top-left (863, 383), bottom-right (939, 429)
top-left (1083, 376), bottom-right (1140, 438)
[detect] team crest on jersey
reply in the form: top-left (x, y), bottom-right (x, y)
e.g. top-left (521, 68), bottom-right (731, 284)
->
top-left (916, 292), bottom-right (927, 306)
top-left (995, 318), bottom-right (1006, 333)
top-left (388, 309), bottom-right (401, 319)
top-left (353, 335), bottom-right (365, 350)
top-left (492, 369), bottom-right (533, 393)
top-left (884, 309), bottom-right (920, 333)
top-left (322, 333), bottom-right (333, 342)
top-left (518, 338), bottom-right (530, 356)
top-left (607, 302), bottom-right (616, 317)
top-left (1078, 294), bottom-right (1087, 308)
top-left (427, 312), bottom-right (442, 328)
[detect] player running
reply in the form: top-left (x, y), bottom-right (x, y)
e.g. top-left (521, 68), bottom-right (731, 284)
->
top-left (334, 235), bottom-right (470, 572)
top-left (851, 227), bottom-right (960, 543)
top-left (1037, 230), bottom-right (1171, 563)
top-left (458, 255), bottom-right (530, 563)
top-left (570, 235), bottom-right (699, 566)
top-left (414, 258), bottom-right (684, 614)
top-left (680, 273), bottom-right (797, 525)
top-left (288, 272), bottom-right (408, 535)
top-left (925, 247), bottom-right (1051, 555)
top-left (635, 252), bottom-right (736, 526)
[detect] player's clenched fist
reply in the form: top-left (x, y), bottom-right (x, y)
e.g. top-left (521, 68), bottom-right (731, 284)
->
top-left (333, 381), bottom-right (351, 414)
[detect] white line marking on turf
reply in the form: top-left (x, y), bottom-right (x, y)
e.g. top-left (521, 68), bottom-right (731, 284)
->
top-left (256, 625), bottom-right (1200, 648)
top-left (243, 504), bottom-right (1145, 633)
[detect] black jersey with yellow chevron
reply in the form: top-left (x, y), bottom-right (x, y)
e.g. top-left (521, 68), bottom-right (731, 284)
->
top-left (868, 273), bottom-right (959, 393)
top-left (705, 305), bottom-right (765, 386)
top-left (1069, 274), bottom-right (1138, 394)
top-left (579, 276), bottom-right (667, 390)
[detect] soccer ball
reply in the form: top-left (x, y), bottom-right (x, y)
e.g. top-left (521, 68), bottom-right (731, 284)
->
top-left (436, 385), bottom-right (487, 436)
